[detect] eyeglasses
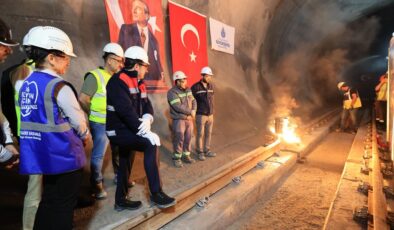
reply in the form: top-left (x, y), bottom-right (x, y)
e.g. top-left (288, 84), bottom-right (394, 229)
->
top-left (139, 63), bottom-right (149, 68)
top-left (110, 57), bottom-right (124, 64)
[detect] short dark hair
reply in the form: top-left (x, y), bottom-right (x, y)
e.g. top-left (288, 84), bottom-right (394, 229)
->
top-left (30, 46), bottom-right (66, 69)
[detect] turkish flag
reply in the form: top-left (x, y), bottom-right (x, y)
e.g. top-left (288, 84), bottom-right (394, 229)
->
top-left (168, 1), bottom-right (208, 86)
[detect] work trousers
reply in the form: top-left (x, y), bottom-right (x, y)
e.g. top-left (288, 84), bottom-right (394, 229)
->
top-left (195, 115), bottom-right (213, 153)
top-left (340, 108), bottom-right (359, 131)
top-left (111, 144), bottom-right (135, 183)
top-left (172, 119), bottom-right (193, 156)
top-left (375, 100), bottom-right (387, 121)
top-left (112, 135), bottom-right (161, 203)
top-left (89, 121), bottom-right (109, 185)
top-left (23, 175), bottom-right (42, 230)
top-left (33, 169), bottom-right (82, 230)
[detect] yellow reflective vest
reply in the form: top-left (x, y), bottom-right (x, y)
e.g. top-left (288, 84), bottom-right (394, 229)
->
top-left (89, 68), bottom-right (111, 124)
top-left (376, 82), bottom-right (387, 101)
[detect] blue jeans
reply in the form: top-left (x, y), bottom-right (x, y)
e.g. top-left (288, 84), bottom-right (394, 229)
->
top-left (90, 121), bottom-right (109, 185)
top-left (340, 108), bottom-right (359, 131)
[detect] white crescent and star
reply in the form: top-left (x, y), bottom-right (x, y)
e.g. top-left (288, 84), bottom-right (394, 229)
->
top-left (181, 23), bottom-right (200, 62)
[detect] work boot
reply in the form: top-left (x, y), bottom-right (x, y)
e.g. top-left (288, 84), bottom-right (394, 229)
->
top-left (114, 199), bottom-right (142, 211)
top-left (198, 152), bottom-right (206, 161)
top-left (92, 182), bottom-right (107, 200)
top-left (173, 159), bottom-right (183, 168)
top-left (182, 154), bottom-right (195, 164)
top-left (150, 191), bottom-right (176, 209)
top-left (205, 151), bottom-right (216, 157)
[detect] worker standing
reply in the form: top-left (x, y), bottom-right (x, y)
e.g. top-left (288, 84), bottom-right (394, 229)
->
top-left (0, 17), bottom-right (19, 169)
top-left (79, 43), bottom-right (124, 200)
top-left (18, 26), bottom-right (91, 229)
top-left (106, 46), bottom-right (176, 210)
top-left (167, 71), bottom-right (197, 168)
top-left (375, 72), bottom-right (387, 124)
top-left (191, 67), bottom-right (216, 161)
top-left (337, 82), bottom-right (362, 134)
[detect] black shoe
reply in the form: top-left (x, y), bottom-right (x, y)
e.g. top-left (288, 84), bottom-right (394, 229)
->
top-left (114, 199), bottom-right (142, 211)
top-left (150, 191), bottom-right (176, 209)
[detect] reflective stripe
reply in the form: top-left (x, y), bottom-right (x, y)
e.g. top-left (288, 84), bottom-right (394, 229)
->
top-left (173, 152), bottom-right (182, 159)
top-left (178, 93), bottom-right (187, 98)
top-left (207, 90), bottom-right (214, 93)
top-left (106, 130), bottom-right (116, 136)
top-left (187, 92), bottom-right (193, 96)
top-left (93, 69), bottom-right (107, 95)
top-left (90, 111), bottom-right (106, 118)
top-left (93, 93), bottom-right (106, 98)
top-left (129, 87), bottom-right (139, 94)
top-left (21, 78), bottom-right (72, 133)
top-left (182, 151), bottom-right (191, 156)
top-left (107, 105), bottom-right (115, 111)
top-left (141, 92), bottom-right (147, 98)
top-left (170, 98), bottom-right (181, 105)
top-left (196, 90), bottom-right (206, 94)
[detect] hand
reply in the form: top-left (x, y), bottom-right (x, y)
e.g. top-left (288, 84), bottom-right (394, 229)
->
top-left (82, 131), bottom-right (92, 147)
top-left (5, 144), bottom-right (19, 156)
top-left (191, 110), bottom-right (196, 119)
top-left (137, 114), bottom-right (153, 135)
top-left (138, 131), bottom-right (161, 146)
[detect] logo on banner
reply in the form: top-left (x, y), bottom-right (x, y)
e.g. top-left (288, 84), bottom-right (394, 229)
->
top-left (20, 81), bottom-right (39, 117)
top-left (216, 27), bottom-right (230, 49)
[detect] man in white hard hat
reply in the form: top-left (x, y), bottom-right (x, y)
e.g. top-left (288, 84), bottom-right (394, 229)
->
top-left (337, 81), bottom-right (362, 134)
top-left (191, 66), bottom-right (216, 161)
top-left (106, 46), bottom-right (176, 210)
top-left (0, 17), bottom-right (19, 169)
top-left (79, 43), bottom-right (124, 200)
top-left (167, 71), bottom-right (197, 168)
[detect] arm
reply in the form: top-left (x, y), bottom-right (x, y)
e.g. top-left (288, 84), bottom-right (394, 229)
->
top-left (107, 77), bottom-right (141, 133)
top-left (351, 92), bottom-right (358, 107)
top-left (79, 74), bottom-right (97, 114)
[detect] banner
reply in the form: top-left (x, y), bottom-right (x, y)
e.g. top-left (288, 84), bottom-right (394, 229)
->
top-left (209, 17), bottom-right (235, 55)
top-left (104, 0), bottom-right (167, 93)
top-left (168, 1), bottom-right (208, 86)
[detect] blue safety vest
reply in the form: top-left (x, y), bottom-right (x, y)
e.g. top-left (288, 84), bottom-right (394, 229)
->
top-left (18, 71), bottom-right (86, 174)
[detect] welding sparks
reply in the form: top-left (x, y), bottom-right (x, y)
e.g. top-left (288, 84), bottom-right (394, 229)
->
top-left (271, 117), bottom-right (301, 144)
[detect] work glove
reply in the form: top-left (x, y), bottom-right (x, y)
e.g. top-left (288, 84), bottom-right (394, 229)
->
top-left (137, 113), bottom-right (154, 135)
top-left (138, 131), bottom-right (161, 146)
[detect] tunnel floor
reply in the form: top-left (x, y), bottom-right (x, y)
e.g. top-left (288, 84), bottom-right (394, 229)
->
top-left (229, 131), bottom-right (355, 230)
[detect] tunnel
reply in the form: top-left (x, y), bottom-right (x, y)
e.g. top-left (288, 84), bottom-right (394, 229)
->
top-left (0, 0), bottom-right (394, 229)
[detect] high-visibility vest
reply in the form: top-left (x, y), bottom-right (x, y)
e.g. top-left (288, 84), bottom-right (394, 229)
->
top-left (88, 68), bottom-right (111, 124)
top-left (19, 71), bottom-right (85, 174)
top-left (14, 60), bottom-right (34, 136)
top-left (376, 82), bottom-right (387, 101)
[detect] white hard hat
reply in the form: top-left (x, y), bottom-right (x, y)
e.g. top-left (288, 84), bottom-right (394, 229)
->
top-left (201, 66), bottom-right (213, 76)
top-left (103, 43), bottom-right (124, 58)
top-left (22, 26), bottom-right (43, 46)
top-left (337, 82), bottom-right (346, 89)
top-left (28, 26), bottom-right (76, 57)
top-left (173, 71), bottom-right (187, 81)
top-left (124, 46), bottom-right (149, 65)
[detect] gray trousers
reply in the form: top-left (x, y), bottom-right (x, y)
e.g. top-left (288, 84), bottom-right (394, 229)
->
top-left (23, 175), bottom-right (42, 230)
top-left (172, 119), bottom-right (193, 157)
top-left (195, 115), bottom-right (214, 153)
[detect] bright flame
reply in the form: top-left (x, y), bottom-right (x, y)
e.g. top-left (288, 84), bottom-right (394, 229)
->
top-left (271, 117), bottom-right (301, 144)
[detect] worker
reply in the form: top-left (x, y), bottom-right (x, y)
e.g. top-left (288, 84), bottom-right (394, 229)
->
top-left (167, 71), bottom-right (197, 168)
top-left (18, 26), bottom-right (92, 229)
top-left (106, 46), bottom-right (176, 210)
top-left (374, 72), bottom-right (387, 124)
top-left (79, 43), bottom-right (124, 200)
top-left (191, 66), bottom-right (216, 161)
top-left (0, 17), bottom-right (19, 169)
top-left (337, 82), bottom-right (362, 134)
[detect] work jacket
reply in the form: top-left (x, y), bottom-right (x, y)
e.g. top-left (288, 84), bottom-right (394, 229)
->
top-left (87, 68), bottom-right (111, 124)
top-left (167, 86), bottom-right (196, 120)
top-left (191, 80), bottom-right (214, 116)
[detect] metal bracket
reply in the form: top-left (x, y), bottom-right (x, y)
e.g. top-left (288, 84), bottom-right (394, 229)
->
top-left (383, 186), bottom-right (394, 199)
top-left (232, 176), bottom-right (242, 184)
top-left (360, 165), bottom-right (371, 175)
top-left (196, 196), bottom-right (210, 208)
top-left (256, 161), bottom-right (265, 168)
top-left (353, 206), bottom-right (369, 225)
top-left (357, 182), bottom-right (372, 195)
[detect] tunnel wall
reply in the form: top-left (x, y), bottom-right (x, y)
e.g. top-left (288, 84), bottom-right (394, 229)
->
top-left (1, 0), bottom-right (393, 154)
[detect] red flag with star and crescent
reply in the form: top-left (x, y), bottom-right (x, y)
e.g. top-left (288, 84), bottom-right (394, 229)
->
top-left (168, 1), bottom-right (208, 86)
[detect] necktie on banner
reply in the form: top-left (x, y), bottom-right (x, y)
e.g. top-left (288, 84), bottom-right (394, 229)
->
top-left (168, 1), bottom-right (208, 86)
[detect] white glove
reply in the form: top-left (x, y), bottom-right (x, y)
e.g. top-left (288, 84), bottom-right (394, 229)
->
top-left (137, 113), bottom-right (153, 135)
top-left (138, 131), bottom-right (161, 146)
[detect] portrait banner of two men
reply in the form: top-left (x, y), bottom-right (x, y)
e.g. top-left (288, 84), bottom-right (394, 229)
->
top-left (104, 0), bottom-right (167, 92)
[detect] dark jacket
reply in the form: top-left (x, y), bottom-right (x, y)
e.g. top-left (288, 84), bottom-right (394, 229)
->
top-left (191, 80), bottom-right (214, 115)
top-left (106, 69), bottom-right (153, 144)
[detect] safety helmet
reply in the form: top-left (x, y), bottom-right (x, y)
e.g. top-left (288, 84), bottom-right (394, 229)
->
top-left (201, 66), bottom-right (213, 76)
top-left (22, 26), bottom-right (44, 47)
top-left (337, 82), bottom-right (346, 89)
top-left (124, 46), bottom-right (149, 65)
top-left (173, 71), bottom-right (187, 81)
top-left (27, 26), bottom-right (76, 57)
top-left (0, 18), bottom-right (18, 46)
top-left (103, 43), bottom-right (124, 58)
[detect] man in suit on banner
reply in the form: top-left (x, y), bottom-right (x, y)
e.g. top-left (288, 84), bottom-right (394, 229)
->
top-left (118, 0), bottom-right (164, 82)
